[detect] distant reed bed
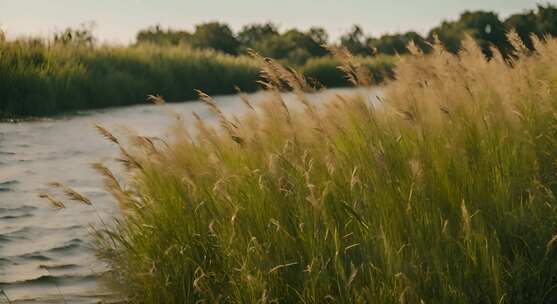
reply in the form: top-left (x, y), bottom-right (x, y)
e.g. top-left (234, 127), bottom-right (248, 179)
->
top-left (302, 54), bottom-right (395, 88)
top-left (63, 33), bottom-right (557, 303)
top-left (0, 39), bottom-right (394, 119)
top-left (0, 41), bottom-right (260, 118)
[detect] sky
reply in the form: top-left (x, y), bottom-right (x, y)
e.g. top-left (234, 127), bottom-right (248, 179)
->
top-left (0, 0), bottom-right (555, 44)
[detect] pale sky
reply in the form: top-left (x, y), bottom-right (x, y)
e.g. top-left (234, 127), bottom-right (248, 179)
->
top-left (0, 0), bottom-right (555, 44)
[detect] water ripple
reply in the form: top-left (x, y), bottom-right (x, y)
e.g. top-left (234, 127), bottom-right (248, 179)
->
top-left (0, 213), bottom-right (33, 220)
top-left (0, 205), bottom-right (37, 213)
top-left (0, 180), bottom-right (19, 192)
top-left (0, 273), bottom-right (96, 286)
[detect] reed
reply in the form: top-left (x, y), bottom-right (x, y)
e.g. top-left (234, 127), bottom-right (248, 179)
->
top-left (48, 182), bottom-right (92, 205)
top-left (0, 41), bottom-right (260, 118)
top-left (0, 39), bottom-right (395, 119)
top-left (38, 192), bottom-right (66, 209)
top-left (302, 54), bottom-right (396, 88)
top-left (93, 34), bottom-right (557, 303)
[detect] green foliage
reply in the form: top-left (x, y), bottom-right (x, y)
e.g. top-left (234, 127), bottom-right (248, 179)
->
top-left (53, 28), bottom-right (96, 47)
top-left (188, 22), bottom-right (240, 55)
top-left (337, 5), bottom-right (557, 58)
top-left (136, 5), bottom-right (557, 61)
top-left (367, 32), bottom-right (431, 55)
top-left (0, 41), bottom-right (259, 118)
top-left (4, 4), bottom-right (557, 118)
top-left (134, 5), bottom-right (557, 62)
top-left (238, 25), bottom-right (329, 65)
top-left (237, 23), bottom-right (280, 49)
top-left (505, 11), bottom-right (540, 50)
top-left (136, 25), bottom-right (190, 46)
top-left (95, 37), bottom-right (557, 303)
top-left (303, 55), bottom-right (396, 87)
top-left (429, 5), bottom-right (557, 57)
top-left (0, 37), bottom-right (396, 118)
top-left (537, 4), bottom-right (557, 36)
top-left (339, 25), bottom-right (372, 56)
top-left (429, 11), bottom-right (511, 57)
top-left (136, 22), bottom-right (241, 55)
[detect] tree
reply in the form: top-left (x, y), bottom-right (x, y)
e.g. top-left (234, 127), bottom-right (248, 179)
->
top-left (128, 4), bottom-right (557, 61)
top-left (429, 11), bottom-right (510, 57)
top-left (54, 22), bottom-right (96, 47)
top-left (237, 25), bottom-right (328, 65)
top-left (536, 4), bottom-right (557, 36)
top-left (340, 25), bottom-right (373, 55)
top-left (189, 22), bottom-right (240, 55)
top-left (505, 11), bottom-right (540, 49)
top-left (503, 5), bottom-right (557, 50)
top-left (462, 11), bottom-right (510, 56)
top-left (136, 25), bottom-right (190, 45)
top-left (282, 29), bottom-right (327, 58)
top-left (428, 21), bottom-right (463, 54)
top-left (367, 32), bottom-right (430, 55)
top-left (238, 23), bottom-right (279, 48)
top-left (307, 27), bottom-right (329, 47)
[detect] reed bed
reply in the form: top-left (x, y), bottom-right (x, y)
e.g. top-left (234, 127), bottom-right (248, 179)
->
top-left (93, 34), bottom-right (557, 303)
top-left (0, 40), bottom-right (394, 119)
top-left (0, 42), bottom-right (260, 118)
top-left (302, 54), bottom-right (396, 88)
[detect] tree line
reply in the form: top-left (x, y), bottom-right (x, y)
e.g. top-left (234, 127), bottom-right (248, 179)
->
top-left (136, 4), bottom-right (557, 64)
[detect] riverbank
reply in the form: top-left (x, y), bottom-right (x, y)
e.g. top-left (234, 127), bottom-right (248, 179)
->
top-left (0, 40), bottom-right (395, 119)
top-left (93, 35), bottom-right (557, 303)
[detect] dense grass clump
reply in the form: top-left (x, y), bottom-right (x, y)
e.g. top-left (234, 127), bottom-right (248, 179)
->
top-left (0, 38), bottom-right (395, 119)
top-left (302, 54), bottom-right (396, 88)
top-left (0, 41), bottom-right (260, 118)
top-left (95, 34), bottom-right (557, 303)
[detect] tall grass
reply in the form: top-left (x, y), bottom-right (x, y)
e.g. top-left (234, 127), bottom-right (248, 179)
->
top-left (94, 34), bottom-right (557, 303)
top-left (0, 41), bottom-right (260, 118)
top-left (303, 54), bottom-right (396, 88)
top-left (0, 40), bottom-right (395, 119)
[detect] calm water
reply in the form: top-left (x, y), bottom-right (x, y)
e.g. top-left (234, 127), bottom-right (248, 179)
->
top-left (0, 88), bottom-right (379, 303)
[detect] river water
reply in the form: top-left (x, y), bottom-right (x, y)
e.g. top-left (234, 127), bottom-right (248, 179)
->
top-left (0, 88), bottom-right (378, 303)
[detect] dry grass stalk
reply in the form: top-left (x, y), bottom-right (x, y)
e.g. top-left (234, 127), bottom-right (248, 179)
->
top-left (48, 182), bottom-right (92, 205)
top-left (325, 45), bottom-right (372, 87)
top-left (196, 89), bottom-right (244, 145)
top-left (94, 123), bottom-right (119, 144)
top-left (95, 120), bottom-right (158, 171)
top-left (38, 192), bottom-right (66, 209)
top-left (129, 135), bottom-right (164, 160)
top-left (235, 86), bottom-right (255, 111)
top-left (91, 162), bottom-right (135, 212)
top-left (248, 50), bottom-right (283, 90)
top-left (147, 94), bottom-right (166, 105)
top-left (114, 146), bottom-right (143, 171)
top-left (546, 234), bottom-right (557, 256)
top-left (507, 30), bottom-right (530, 59)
